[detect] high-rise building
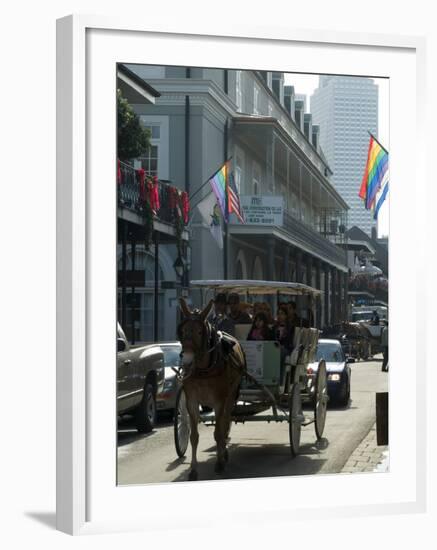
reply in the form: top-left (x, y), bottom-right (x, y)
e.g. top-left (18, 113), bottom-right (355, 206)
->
top-left (310, 76), bottom-right (378, 236)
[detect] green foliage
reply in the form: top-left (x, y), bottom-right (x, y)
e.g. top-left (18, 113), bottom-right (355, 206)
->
top-left (117, 89), bottom-right (151, 161)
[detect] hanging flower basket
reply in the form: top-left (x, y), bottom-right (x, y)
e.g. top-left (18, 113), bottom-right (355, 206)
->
top-left (131, 170), bottom-right (191, 250)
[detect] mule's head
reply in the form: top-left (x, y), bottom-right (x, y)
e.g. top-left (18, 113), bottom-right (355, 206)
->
top-left (177, 298), bottom-right (214, 359)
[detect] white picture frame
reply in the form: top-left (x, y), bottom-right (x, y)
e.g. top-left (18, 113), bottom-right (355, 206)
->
top-left (56, 15), bottom-right (427, 535)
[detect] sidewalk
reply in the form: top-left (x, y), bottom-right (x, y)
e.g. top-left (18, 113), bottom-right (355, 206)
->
top-left (341, 424), bottom-right (389, 474)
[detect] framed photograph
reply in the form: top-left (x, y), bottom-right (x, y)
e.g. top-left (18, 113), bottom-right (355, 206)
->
top-left (57, 15), bottom-right (426, 535)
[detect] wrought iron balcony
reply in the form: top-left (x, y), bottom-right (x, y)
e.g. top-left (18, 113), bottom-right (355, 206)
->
top-left (117, 161), bottom-right (189, 227)
top-left (282, 211), bottom-right (347, 267)
top-left (349, 275), bottom-right (388, 303)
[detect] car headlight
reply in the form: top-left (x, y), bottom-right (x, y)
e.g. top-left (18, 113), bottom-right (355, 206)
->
top-left (163, 378), bottom-right (176, 391)
top-left (327, 374), bottom-right (341, 382)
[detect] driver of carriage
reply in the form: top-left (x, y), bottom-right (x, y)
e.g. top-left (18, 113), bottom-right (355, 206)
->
top-left (210, 293), bottom-right (235, 336)
top-left (228, 293), bottom-right (252, 324)
top-left (247, 311), bottom-right (274, 341)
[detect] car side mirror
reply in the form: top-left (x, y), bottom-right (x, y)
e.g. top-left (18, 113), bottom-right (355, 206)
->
top-left (117, 338), bottom-right (126, 352)
top-left (347, 357), bottom-right (355, 364)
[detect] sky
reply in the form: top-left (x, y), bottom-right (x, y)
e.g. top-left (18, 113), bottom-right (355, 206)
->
top-left (283, 73), bottom-right (389, 238)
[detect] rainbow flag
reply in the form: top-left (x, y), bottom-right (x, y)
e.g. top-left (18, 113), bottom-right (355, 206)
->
top-left (359, 135), bottom-right (389, 210)
top-left (207, 160), bottom-right (230, 222)
top-left (373, 181), bottom-right (389, 220)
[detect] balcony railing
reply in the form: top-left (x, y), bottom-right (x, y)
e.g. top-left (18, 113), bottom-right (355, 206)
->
top-left (282, 211), bottom-right (347, 267)
top-left (349, 275), bottom-right (388, 303)
top-left (117, 160), bottom-right (189, 227)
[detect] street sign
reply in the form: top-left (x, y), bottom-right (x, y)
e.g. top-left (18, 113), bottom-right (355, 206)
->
top-left (240, 195), bottom-right (284, 226)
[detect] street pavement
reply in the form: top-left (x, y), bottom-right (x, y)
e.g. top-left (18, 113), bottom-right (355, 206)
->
top-left (117, 355), bottom-right (388, 485)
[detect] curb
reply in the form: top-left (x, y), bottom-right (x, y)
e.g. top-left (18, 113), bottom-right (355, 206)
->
top-left (341, 424), bottom-right (389, 474)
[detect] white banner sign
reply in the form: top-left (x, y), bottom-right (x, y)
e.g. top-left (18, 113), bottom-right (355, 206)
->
top-left (240, 195), bottom-right (284, 226)
top-left (240, 341), bottom-right (264, 379)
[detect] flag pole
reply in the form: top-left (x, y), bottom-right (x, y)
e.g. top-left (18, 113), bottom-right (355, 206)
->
top-left (188, 156), bottom-right (233, 202)
top-left (223, 119), bottom-right (229, 280)
top-left (367, 131), bottom-right (389, 154)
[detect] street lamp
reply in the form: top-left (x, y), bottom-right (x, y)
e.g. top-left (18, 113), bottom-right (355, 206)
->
top-left (173, 256), bottom-right (185, 280)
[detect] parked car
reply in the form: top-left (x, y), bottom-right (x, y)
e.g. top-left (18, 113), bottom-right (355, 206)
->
top-left (117, 323), bottom-right (165, 432)
top-left (307, 339), bottom-right (353, 407)
top-left (156, 342), bottom-right (182, 417)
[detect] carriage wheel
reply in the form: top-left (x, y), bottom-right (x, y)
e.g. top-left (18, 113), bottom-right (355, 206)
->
top-left (314, 359), bottom-right (328, 440)
top-left (289, 383), bottom-right (302, 457)
top-left (174, 387), bottom-right (191, 458)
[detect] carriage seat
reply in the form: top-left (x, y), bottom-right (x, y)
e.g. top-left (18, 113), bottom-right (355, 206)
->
top-left (234, 323), bottom-right (251, 340)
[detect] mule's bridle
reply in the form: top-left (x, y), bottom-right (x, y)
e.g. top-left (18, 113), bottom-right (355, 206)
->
top-left (178, 314), bottom-right (221, 376)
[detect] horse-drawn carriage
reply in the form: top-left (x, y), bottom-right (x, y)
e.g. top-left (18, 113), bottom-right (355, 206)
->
top-left (322, 321), bottom-right (371, 360)
top-left (173, 280), bottom-right (329, 480)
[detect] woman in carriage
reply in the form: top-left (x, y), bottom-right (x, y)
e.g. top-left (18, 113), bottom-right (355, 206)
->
top-left (247, 311), bottom-right (274, 341)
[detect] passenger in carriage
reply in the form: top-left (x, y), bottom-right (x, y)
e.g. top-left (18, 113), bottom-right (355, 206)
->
top-left (253, 301), bottom-right (273, 325)
top-left (228, 293), bottom-right (252, 324)
top-left (273, 306), bottom-right (296, 383)
top-left (247, 312), bottom-right (274, 341)
top-left (273, 306), bottom-right (295, 352)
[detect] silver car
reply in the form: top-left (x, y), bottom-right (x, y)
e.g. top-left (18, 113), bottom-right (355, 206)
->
top-left (156, 342), bottom-right (182, 416)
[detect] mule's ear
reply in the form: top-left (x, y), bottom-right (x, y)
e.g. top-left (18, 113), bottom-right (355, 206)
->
top-left (179, 298), bottom-right (192, 318)
top-left (200, 299), bottom-right (214, 321)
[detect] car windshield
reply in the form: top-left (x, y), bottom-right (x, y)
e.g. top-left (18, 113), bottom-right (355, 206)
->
top-left (352, 312), bottom-right (373, 322)
top-left (316, 342), bottom-right (344, 362)
top-left (162, 346), bottom-right (181, 367)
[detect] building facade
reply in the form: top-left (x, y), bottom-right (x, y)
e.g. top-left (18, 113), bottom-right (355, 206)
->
top-left (117, 65), bottom-right (189, 344)
top-left (310, 75), bottom-right (378, 236)
top-left (123, 64), bottom-right (350, 337)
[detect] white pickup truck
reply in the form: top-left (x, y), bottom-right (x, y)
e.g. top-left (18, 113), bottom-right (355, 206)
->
top-left (117, 323), bottom-right (165, 433)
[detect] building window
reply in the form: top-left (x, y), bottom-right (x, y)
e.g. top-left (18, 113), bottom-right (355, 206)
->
top-left (235, 166), bottom-right (243, 195)
top-left (138, 116), bottom-right (169, 180)
top-left (137, 122), bottom-right (161, 175)
top-left (254, 84), bottom-right (260, 115)
top-left (236, 71), bottom-right (243, 110)
top-left (138, 144), bottom-right (159, 176)
top-left (272, 78), bottom-right (280, 100)
top-left (253, 161), bottom-right (262, 195)
top-left (234, 147), bottom-right (245, 194)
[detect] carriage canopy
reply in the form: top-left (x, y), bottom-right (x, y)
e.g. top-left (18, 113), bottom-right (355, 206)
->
top-left (190, 279), bottom-right (322, 297)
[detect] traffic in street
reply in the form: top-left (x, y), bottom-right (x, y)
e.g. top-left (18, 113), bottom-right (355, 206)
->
top-left (117, 355), bottom-right (388, 485)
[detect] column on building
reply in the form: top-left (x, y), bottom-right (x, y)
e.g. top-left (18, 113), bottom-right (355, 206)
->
top-left (295, 250), bottom-right (303, 283)
top-left (344, 271), bottom-right (350, 321)
top-left (283, 245), bottom-right (290, 281)
top-left (315, 258), bottom-right (322, 328)
top-left (343, 272), bottom-right (349, 321)
top-left (337, 269), bottom-right (343, 324)
top-left (267, 237), bottom-right (275, 280)
top-left (324, 265), bottom-right (330, 327)
top-left (306, 255), bottom-right (312, 287)
top-left (267, 237), bottom-right (276, 310)
top-left (330, 267), bottom-right (337, 325)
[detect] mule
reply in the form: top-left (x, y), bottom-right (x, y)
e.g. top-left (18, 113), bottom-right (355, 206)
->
top-left (178, 298), bottom-right (246, 481)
